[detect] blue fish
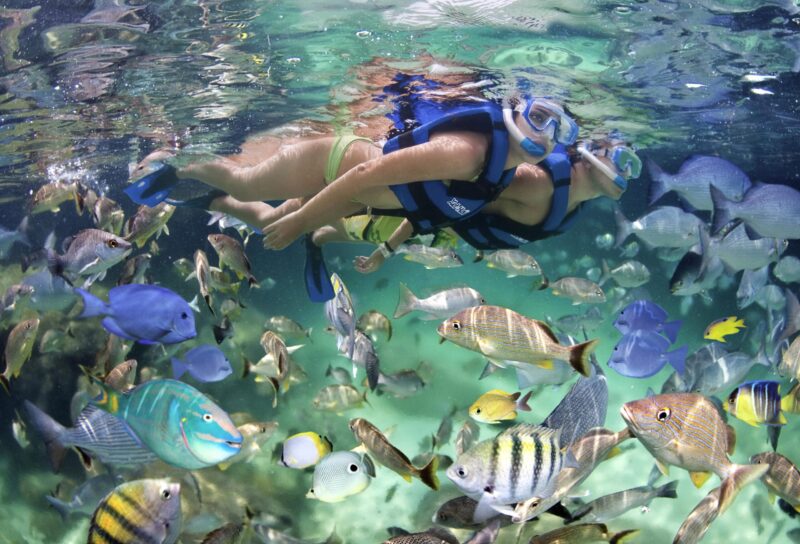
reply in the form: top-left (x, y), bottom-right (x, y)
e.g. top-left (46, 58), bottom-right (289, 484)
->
top-left (172, 344), bottom-right (233, 383)
top-left (91, 378), bottom-right (242, 470)
top-left (75, 284), bottom-right (196, 344)
top-left (613, 300), bottom-right (682, 343)
top-left (24, 402), bottom-right (158, 472)
top-left (608, 330), bottom-right (687, 378)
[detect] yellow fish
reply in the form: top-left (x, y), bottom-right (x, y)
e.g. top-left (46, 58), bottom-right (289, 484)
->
top-left (469, 389), bottom-right (532, 424)
top-left (704, 316), bottom-right (745, 342)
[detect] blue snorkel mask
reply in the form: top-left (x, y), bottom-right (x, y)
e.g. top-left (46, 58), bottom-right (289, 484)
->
top-left (578, 142), bottom-right (642, 192)
top-left (503, 98), bottom-right (579, 158)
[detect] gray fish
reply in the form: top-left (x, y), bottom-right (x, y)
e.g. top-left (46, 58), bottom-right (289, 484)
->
top-left (548, 277), bottom-right (606, 305)
top-left (394, 283), bottom-right (485, 320)
top-left (45, 474), bottom-right (120, 521)
top-left (117, 253), bottom-right (152, 286)
top-left (774, 256), bottom-right (800, 284)
top-left (48, 229), bottom-right (131, 286)
top-left (208, 233), bottom-right (258, 286)
top-left (569, 480), bottom-right (678, 523)
top-left (615, 205), bottom-right (703, 249)
top-left (0, 216), bottom-right (29, 258)
top-left (711, 183), bottom-right (800, 239)
top-left (648, 156), bottom-right (752, 211)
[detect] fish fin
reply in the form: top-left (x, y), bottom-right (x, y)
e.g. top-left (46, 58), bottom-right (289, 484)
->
top-left (567, 339), bottom-right (598, 377)
top-left (661, 320), bottom-right (682, 343)
top-left (726, 424), bottom-right (736, 455)
top-left (418, 455), bottom-right (439, 491)
top-left (610, 529), bottom-right (640, 544)
top-left (23, 401), bottom-right (67, 473)
top-left (719, 463), bottom-right (770, 515)
top-left (393, 283), bottom-right (418, 318)
top-left (517, 390), bottom-right (532, 412)
top-left (536, 359), bottom-right (554, 370)
top-left (656, 459), bottom-right (670, 476)
top-left (690, 471), bottom-right (712, 488)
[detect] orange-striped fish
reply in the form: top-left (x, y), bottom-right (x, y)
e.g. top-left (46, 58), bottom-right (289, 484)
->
top-left (437, 305), bottom-right (596, 376)
top-left (621, 392), bottom-right (768, 514)
top-left (88, 479), bottom-right (181, 544)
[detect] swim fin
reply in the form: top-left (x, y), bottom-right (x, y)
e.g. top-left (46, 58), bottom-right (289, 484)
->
top-left (304, 234), bottom-right (334, 302)
top-left (124, 163), bottom-right (180, 207)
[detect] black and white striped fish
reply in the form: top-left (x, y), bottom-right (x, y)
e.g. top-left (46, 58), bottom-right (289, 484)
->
top-left (446, 424), bottom-right (575, 517)
top-left (24, 401), bottom-right (157, 472)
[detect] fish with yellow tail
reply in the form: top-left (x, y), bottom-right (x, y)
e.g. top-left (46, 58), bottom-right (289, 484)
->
top-left (349, 417), bottom-right (439, 490)
top-left (468, 389), bottom-right (532, 424)
top-left (703, 316), bottom-right (745, 342)
top-left (621, 392), bottom-right (769, 515)
top-left (88, 478), bottom-right (181, 544)
top-left (437, 305), bottom-right (596, 377)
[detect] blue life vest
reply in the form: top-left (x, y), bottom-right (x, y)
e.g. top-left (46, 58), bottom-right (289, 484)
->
top-left (450, 145), bottom-right (583, 249)
top-left (378, 101), bottom-right (517, 234)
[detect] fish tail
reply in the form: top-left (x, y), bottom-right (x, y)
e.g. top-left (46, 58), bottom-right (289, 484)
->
top-left (567, 339), bottom-right (598, 377)
top-left (23, 401), bottom-right (68, 473)
top-left (393, 283), bottom-right (418, 318)
top-left (661, 319), bottom-right (682, 344)
top-left (657, 479), bottom-right (680, 499)
top-left (719, 463), bottom-right (770, 515)
top-left (613, 206), bottom-right (632, 248)
top-left (418, 454), bottom-right (440, 491)
top-left (710, 185), bottom-right (734, 235)
top-left (44, 495), bottom-right (71, 522)
top-left (74, 288), bottom-right (107, 318)
top-left (171, 357), bottom-right (186, 380)
top-left (610, 529), bottom-right (640, 544)
top-left (517, 390), bottom-right (533, 412)
top-left (646, 158), bottom-right (670, 205)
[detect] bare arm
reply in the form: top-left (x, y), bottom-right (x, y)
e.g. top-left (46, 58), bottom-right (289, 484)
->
top-left (354, 219), bottom-right (415, 274)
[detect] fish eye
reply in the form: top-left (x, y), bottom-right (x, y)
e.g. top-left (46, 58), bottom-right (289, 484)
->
top-left (107, 239), bottom-right (118, 248)
top-left (348, 464), bottom-right (359, 473)
top-left (452, 320), bottom-right (461, 331)
top-left (656, 408), bottom-right (671, 422)
top-left (203, 413), bottom-right (213, 422)
top-left (456, 466), bottom-right (467, 478)
top-left (161, 489), bottom-right (171, 500)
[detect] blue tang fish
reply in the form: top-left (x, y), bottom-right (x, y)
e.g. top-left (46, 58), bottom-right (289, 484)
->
top-left (608, 330), bottom-right (687, 378)
top-left (91, 378), bottom-right (242, 470)
top-left (75, 284), bottom-right (196, 344)
top-left (613, 299), bottom-right (681, 343)
top-left (172, 344), bottom-right (233, 383)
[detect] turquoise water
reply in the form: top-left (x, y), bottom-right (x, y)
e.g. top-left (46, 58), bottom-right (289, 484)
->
top-left (1, 1), bottom-right (799, 543)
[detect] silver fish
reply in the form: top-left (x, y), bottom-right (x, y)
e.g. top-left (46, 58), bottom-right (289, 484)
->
top-left (394, 283), bottom-right (485, 320)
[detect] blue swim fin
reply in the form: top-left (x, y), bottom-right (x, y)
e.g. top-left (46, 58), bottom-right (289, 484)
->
top-left (124, 163), bottom-right (180, 207)
top-left (304, 235), bottom-right (334, 302)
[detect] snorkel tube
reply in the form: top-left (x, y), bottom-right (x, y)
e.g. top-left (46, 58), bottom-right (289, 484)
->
top-left (578, 144), bottom-right (628, 192)
top-left (503, 99), bottom-right (548, 158)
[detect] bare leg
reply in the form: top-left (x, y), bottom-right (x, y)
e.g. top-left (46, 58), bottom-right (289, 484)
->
top-left (179, 138), bottom-right (335, 202)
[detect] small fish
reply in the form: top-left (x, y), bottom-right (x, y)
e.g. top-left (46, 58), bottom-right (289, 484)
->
top-left (116, 253), bottom-right (152, 286)
top-left (0, 216), bottom-right (29, 259)
top-left (479, 249), bottom-right (544, 278)
top-left (394, 283), bottom-right (485, 320)
top-left (383, 527), bottom-right (459, 544)
top-left (608, 330), bottom-right (687, 378)
top-left (600, 259), bottom-right (650, 288)
top-left (75, 284), bottom-right (196, 345)
top-left (774, 256), bottom-right (800, 284)
top-left (208, 233), bottom-right (258, 287)
top-left (711, 182), bottom-right (800, 239)
top-left (750, 452), bottom-right (800, 512)
top-left (358, 310), bottom-right (392, 342)
top-left (468, 389), bottom-right (532, 424)
top-left (91, 378), bottom-right (242, 470)
top-left (30, 181), bottom-right (84, 215)
top-left (48, 229), bottom-right (131, 286)
top-left (349, 417), bottom-right (439, 490)
top-left (219, 421), bottom-right (279, 470)
top-left (312, 384), bottom-right (368, 412)
top-left (621, 392), bottom-right (769, 514)
top-left (454, 420), bottom-right (480, 456)
top-left (104, 359), bottom-right (137, 392)
top-left (171, 344), bottom-right (233, 383)
top-left (280, 432), bottom-right (333, 469)
top-left (306, 451), bottom-right (375, 503)
top-left (568, 480), bottom-right (678, 523)
top-left (125, 202), bottom-right (175, 248)
top-left (647, 156), bottom-right (751, 211)
top-left (548, 277), bottom-right (606, 305)
top-left (191, 249), bottom-right (214, 314)
top-left (264, 316), bottom-right (311, 341)
top-left (438, 305), bottom-right (596, 377)
top-left (448, 424), bottom-right (573, 514)
top-left (326, 364), bottom-right (352, 385)
top-left (395, 244), bottom-right (463, 269)
top-left (1, 317), bottom-right (40, 393)
top-left (45, 474), bottom-right (120, 521)
top-left (614, 205), bottom-right (703, 249)
top-left (704, 316), bottom-right (745, 342)
top-left (724, 380), bottom-right (787, 427)
top-left (88, 479), bottom-right (181, 544)
top-left (528, 524), bottom-right (638, 544)
top-left (613, 299), bottom-right (681, 343)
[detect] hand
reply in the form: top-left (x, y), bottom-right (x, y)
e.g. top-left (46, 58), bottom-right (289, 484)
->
top-left (354, 250), bottom-right (385, 274)
top-left (262, 211), bottom-right (305, 250)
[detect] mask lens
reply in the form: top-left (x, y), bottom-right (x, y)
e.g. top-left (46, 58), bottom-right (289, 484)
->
top-left (612, 147), bottom-right (642, 179)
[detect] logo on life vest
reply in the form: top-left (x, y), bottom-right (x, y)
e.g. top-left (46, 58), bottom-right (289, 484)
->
top-left (447, 198), bottom-right (471, 216)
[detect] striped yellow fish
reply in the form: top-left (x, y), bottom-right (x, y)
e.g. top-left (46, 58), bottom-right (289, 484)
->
top-left (88, 479), bottom-right (181, 544)
top-left (437, 305), bottom-right (596, 377)
top-left (621, 393), bottom-right (768, 514)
